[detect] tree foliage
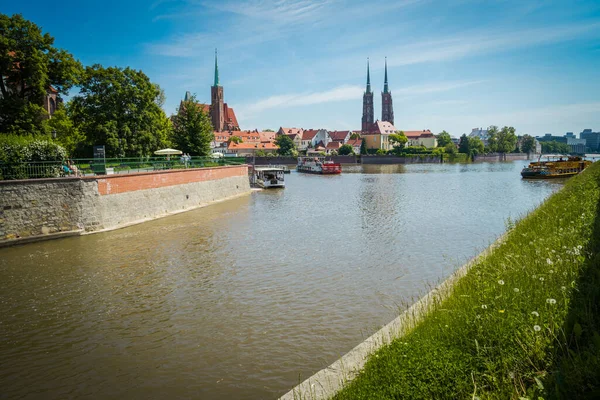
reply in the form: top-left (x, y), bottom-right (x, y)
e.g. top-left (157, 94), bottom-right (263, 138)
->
top-left (437, 130), bottom-right (452, 147)
top-left (520, 135), bottom-right (536, 154)
top-left (275, 134), bottom-right (295, 156)
top-left (171, 93), bottom-right (213, 156)
top-left (458, 134), bottom-right (484, 160)
top-left (350, 132), bottom-right (361, 140)
top-left (69, 65), bottom-right (172, 157)
top-left (541, 141), bottom-right (570, 154)
top-left (45, 105), bottom-right (85, 156)
top-left (360, 138), bottom-right (367, 155)
top-left (338, 144), bottom-right (354, 155)
top-left (487, 125), bottom-right (518, 154)
top-left (0, 13), bottom-right (82, 135)
top-left (389, 131), bottom-right (408, 149)
top-left (229, 135), bottom-right (242, 144)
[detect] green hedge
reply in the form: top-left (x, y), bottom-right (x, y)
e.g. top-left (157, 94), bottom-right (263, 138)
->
top-left (0, 135), bottom-right (67, 179)
top-left (335, 161), bottom-right (600, 399)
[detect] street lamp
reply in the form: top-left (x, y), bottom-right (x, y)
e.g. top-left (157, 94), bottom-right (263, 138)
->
top-left (52, 129), bottom-right (56, 139)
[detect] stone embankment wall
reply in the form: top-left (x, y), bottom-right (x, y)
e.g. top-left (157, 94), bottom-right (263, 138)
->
top-left (361, 155), bottom-right (442, 164)
top-left (0, 165), bottom-right (250, 244)
top-left (252, 155), bottom-right (359, 165)
top-left (474, 153), bottom-right (529, 162)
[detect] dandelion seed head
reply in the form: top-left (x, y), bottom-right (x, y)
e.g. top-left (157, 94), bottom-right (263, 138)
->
top-left (546, 258), bottom-right (553, 265)
top-left (514, 288), bottom-right (519, 293)
top-left (534, 325), bottom-right (541, 332)
top-left (498, 280), bottom-right (505, 285)
top-left (546, 298), bottom-right (556, 304)
top-left (531, 311), bottom-right (539, 317)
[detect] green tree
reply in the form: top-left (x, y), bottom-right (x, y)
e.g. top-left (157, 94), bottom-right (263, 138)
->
top-left (338, 144), bottom-right (354, 155)
top-left (263, 129), bottom-right (274, 132)
top-left (486, 125), bottom-right (498, 152)
top-left (360, 138), bottom-right (367, 155)
top-left (45, 105), bottom-right (85, 156)
top-left (275, 134), bottom-right (295, 156)
top-left (541, 141), bottom-right (570, 154)
top-left (389, 131), bottom-right (408, 150)
top-left (444, 142), bottom-right (457, 155)
top-left (494, 126), bottom-right (518, 155)
top-left (69, 65), bottom-right (172, 157)
top-left (437, 130), bottom-right (452, 147)
top-left (458, 134), bottom-right (470, 154)
top-left (0, 13), bottom-right (82, 135)
top-left (520, 134), bottom-right (536, 154)
top-left (171, 93), bottom-right (213, 156)
top-left (350, 132), bottom-right (361, 140)
top-left (229, 135), bottom-right (242, 144)
top-left (468, 136), bottom-right (484, 157)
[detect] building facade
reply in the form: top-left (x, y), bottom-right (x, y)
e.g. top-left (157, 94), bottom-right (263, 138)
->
top-left (581, 129), bottom-right (600, 152)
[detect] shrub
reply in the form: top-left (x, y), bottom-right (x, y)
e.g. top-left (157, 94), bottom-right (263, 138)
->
top-left (0, 135), bottom-right (67, 179)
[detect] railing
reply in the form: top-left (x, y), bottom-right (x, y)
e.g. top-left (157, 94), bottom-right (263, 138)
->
top-left (0, 156), bottom-right (248, 180)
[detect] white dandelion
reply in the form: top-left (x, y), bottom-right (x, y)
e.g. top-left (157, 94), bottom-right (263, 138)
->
top-left (514, 288), bottom-right (520, 293)
top-left (498, 280), bottom-right (505, 285)
top-left (546, 258), bottom-right (553, 265)
top-left (534, 325), bottom-right (541, 332)
top-left (531, 311), bottom-right (539, 317)
top-left (546, 298), bottom-right (557, 305)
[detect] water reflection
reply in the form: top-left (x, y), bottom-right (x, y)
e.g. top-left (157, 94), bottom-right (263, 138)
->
top-left (0, 162), bottom-right (562, 399)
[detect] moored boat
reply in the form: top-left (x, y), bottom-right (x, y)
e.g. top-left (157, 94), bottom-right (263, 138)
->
top-left (521, 155), bottom-right (592, 179)
top-left (254, 167), bottom-right (285, 188)
top-left (297, 157), bottom-right (342, 175)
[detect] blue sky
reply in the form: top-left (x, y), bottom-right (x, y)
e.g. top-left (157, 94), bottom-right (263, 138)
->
top-left (5, 0), bottom-right (600, 136)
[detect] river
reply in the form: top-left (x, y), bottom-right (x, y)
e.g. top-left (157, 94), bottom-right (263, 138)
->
top-left (0, 161), bottom-right (564, 399)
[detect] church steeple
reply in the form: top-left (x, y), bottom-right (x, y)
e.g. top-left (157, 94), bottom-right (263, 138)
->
top-left (214, 48), bottom-right (220, 87)
top-left (366, 58), bottom-right (372, 94)
top-left (362, 58), bottom-right (374, 132)
top-left (381, 57), bottom-right (394, 125)
top-left (383, 57), bottom-right (389, 94)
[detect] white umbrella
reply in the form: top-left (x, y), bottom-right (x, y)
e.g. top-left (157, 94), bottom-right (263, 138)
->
top-left (210, 152), bottom-right (224, 158)
top-left (154, 148), bottom-right (183, 155)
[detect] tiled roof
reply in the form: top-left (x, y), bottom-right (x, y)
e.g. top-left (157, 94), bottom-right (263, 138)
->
top-left (372, 121), bottom-right (397, 134)
top-left (326, 141), bottom-right (342, 149)
top-left (346, 138), bottom-right (362, 147)
top-left (285, 133), bottom-right (300, 140)
top-left (280, 127), bottom-right (303, 135)
top-left (223, 103), bottom-right (239, 129)
top-left (259, 131), bottom-right (276, 142)
top-left (302, 129), bottom-right (319, 140)
top-left (328, 130), bottom-right (351, 141)
top-left (228, 142), bottom-right (277, 150)
top-left (404, 130), bottom-right (434, 138)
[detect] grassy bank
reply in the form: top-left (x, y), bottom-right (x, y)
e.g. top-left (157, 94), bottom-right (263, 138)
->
top-left (334, 161), bottom-right (600, 399)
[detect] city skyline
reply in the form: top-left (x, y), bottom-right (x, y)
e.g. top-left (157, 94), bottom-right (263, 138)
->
top-left (5, 0), bottom-right (600, 136)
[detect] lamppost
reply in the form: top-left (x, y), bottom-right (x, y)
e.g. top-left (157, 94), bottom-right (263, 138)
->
top-left (52, 129), bottom-right (56, 139)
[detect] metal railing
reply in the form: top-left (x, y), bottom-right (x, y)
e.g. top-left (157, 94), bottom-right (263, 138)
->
top-left (0, 156), bottom-right (248, 180)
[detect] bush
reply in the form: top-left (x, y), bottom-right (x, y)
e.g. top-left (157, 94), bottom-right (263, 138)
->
top-left (0, 135), bottom-right (67, 179)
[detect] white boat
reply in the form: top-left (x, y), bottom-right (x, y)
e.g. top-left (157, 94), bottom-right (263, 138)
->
top-left (297, 157), bottom-right (342, 174)
top-left (254, 167), bottom-right (285, 188)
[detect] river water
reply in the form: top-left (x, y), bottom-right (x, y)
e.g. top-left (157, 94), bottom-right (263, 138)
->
top-left (0, 161), bottom-right (564, 399)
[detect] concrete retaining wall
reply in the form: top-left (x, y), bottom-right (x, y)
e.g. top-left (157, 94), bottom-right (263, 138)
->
top-left (0, 165), bottom-right (250, 244)
top-left (474, 153), bottom-right (529, 162)
top-left (362, 155), bottom-right (442, 164)
top-left (278, 234), bottom-right (505, 400)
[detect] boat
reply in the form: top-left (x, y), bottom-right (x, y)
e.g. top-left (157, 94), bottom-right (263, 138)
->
top-left (254, 167), bottom-right (285, 188)
top-left (521, 155), bottom-right (592, 179)
top-left (297, 157), bottom-right (342, 174)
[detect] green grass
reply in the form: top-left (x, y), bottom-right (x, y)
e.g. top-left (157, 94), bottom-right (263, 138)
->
top-left (334, 161), bottom-right (600, 400)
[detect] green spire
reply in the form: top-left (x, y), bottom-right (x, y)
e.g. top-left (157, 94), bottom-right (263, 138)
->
top-left (383, 57), bottom-right (389, 94)
top-left (214, 48), bottom-right (220, 87)
top-left (366, 58), bottom-right (371, 93)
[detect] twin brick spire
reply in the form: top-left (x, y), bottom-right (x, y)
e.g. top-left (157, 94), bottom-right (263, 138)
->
top-left (362, 58), bottom-right (394, 132)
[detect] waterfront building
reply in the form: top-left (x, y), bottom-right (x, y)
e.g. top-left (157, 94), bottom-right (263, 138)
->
top-left (468, 128), bottom-right (490, 145)
top-left (581, 129), bottom-right (600, 152)
top-left (404, 130), bottom-right (438, 148)
top-left (325, 141), bottom-right (342, 154)
top-left (300, 129), bottom-right (319, 150)
top-left (227, 142), bottom-right (277, 156)
top-left (346, 138), bottom-right (363, 154)
top-left (381, 58), bottom-right (394, 126)
top-left (363, 120), bottom-right (396, 151)
top-left (328, 130), bottom-right (353, 144)
top-left (536, 133), bottom-right (567, 143)
top-left (180, 50), bottom-right (240, 132)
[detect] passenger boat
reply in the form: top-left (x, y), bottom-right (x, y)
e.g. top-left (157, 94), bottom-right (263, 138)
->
top-left (297, 157), bottom-right (342, 174)
top-left (521, 155), bottom-right (592, 179)
top-left (254, 167), bottom-right (285, 188)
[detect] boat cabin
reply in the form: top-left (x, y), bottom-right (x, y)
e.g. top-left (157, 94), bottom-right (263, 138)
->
top-left (254, 167), bottom-right (285, 188)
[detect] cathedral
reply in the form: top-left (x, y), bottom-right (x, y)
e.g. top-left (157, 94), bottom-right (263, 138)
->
top-left (361, 58), bottom-right (394, 133)
top-left (181, 50), bottom-right (240, 132)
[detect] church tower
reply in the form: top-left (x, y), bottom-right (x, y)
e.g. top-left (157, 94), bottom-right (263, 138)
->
top-left (211, 49), bottom-right (224, 132)
top-left (361, 59), bottom-right (374, 133)
top-left (381, 57), bottom-right (394, 125)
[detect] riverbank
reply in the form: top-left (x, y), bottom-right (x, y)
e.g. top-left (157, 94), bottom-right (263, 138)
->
top-left (327, 161), bottom-right (600, 399)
